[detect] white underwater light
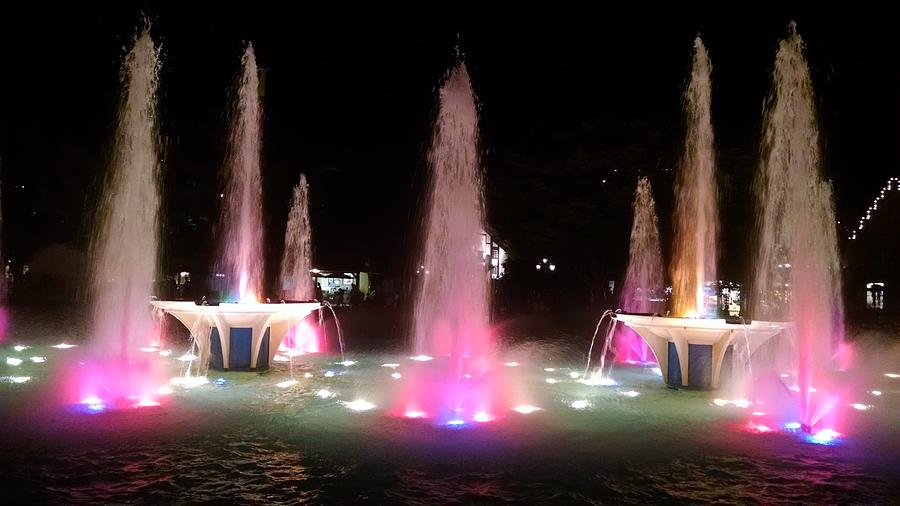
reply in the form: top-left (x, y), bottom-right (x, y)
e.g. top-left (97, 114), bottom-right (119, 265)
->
top-left (391, 372), bottom-right (402, 379)
top-left (52, 343), bottom-right (76, 349)
top-left (6, 357), bottom-right (22, 366)
top-left (13, 345), bottom-right (27, 352)
top-left (410, 355), bottom-right (433, 362)
top-left (169, 376), bottom-right (208, 388)
top-left (381, 363), bottom-right (400, 368)
top-left (513, 404), bottom-right (540, 414)
top-left (543, 367), bottom-right (556, 372)
top-left (30, 356), bottom-right (46, 363)
top-left (870, 390), bottom-right (882, 396)
top-left (276, 379), bottom-right (299, 389)
top-left (570, 400), bottom-right (590, 410)
top-left (3, 376), bottom-right (31, 384)
top-left (545, 378), bottom-right (558, 384)
top-left (621, 390), bottom-right (640, 398)
top-left (316, 389), bottom-right (335, 399)
top-left (337, 360), bottom-right (357, 367)
top-left (580, 376), bottom-right (616, 387)
top-left (177, 353), bottom-right (198, 362)
top-left (850, 403), bottom-right (869, 411)
top-left (568, 371), bottom-right (581, 379)
top-left (885, 373), bottom-right (900, 379)
top-left (343, 399), bottom-right (375, 412)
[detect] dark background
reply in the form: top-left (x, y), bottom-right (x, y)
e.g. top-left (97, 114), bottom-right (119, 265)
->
top-left (0, 4), bottom-right (897, 313)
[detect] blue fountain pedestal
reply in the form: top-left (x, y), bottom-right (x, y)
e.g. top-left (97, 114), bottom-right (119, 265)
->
top-left (614, 314), bottom-right (787, 390)
top-left (152, 301), bottom-right (321, 371)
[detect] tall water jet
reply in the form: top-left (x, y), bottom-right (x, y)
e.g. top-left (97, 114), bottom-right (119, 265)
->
top-left (412, 63), bottom-right (489, 360)
top-left (219, 44), bottom-right (264, 303)
top-left (616, 177), bottom-right (664, 363)
top-left (76, 27), bottom-right (162, 405)
top-left (671, 37), bottom-right (718, 318)
top-left (752, 23), bottom-right (845, 431)
top-left (278, 175), bottom-right (320, 355)
top-left (280, 175), bottom-right (314, 301)
top-left (402, 63), bottom-right (509, 423)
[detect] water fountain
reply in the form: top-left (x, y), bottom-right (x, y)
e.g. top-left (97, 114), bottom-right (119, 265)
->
top-left (398, 62), bottom-right (522, 424)
top-left (280, 175), bottom-right (314, 302)
top-left (611, 38), bottom-right (788, 390)
top-left (153, 45), bottom-right (319, 372)
top-left (614, 177), bottom-right (664, 364)
top-left (70, 27), bottom-right (164, 407)
top-left (276, 175), bottom-right (321, 356)
top-left (750, 23), bottom-right (847, 432)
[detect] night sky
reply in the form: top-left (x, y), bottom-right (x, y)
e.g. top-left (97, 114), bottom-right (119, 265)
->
top-left (0, 4), bottom-right (897, 295)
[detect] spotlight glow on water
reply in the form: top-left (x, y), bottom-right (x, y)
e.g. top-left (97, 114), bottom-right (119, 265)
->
top-left (850, 403), bottom-right (869, 411)
top-left (784, 421), bottom-right (802, 431)
top-left (752, 411), bottom-right (766, 416)
top-left (545, 378), bottom-right (558, 384)
top-left (276, 379), bottom-right (299, 389)
top-left (570, 400), bottom-right (590, 410)
top-left (504, 361), bottom-right (520, 367)
top-left (30, 356), bottom-right (46, 363)
top-left (6, 357), bottom-right (22, 366)
top-left (156, 385), bottom-right (174, 395)
top-left (176, 353), bottom-right (198, 362)
top-left (410, 355), bottom-right (433, 362)
top-left (446, 419), bottom-right (465, 426)
top-left (885, 373), bottom-right (900, 379)
top-left (81, 396), bottom-right (105, 412)
top-left (808, 428), bottom-right (841, 445)
top-left (158, 350), bottom-right (172, 357)
top-left (381, 363), bottom-right (400, 368)
top-left (133, 398), bottom-right (160, 408)
top-left (404, 410), bottom-right (426, 419)
top-left (713, 398), bottom-right (750, 408)
top-left (871, 390), bottom-right (882, 396)
top-left (543, 368), bottom-right (556, 372)
top-left (580, 377), bottom-right (616, 386)
top-left (343, 399), bottom-right (375, 412)
top-left (316, 389), bottom-right (334, 399)
top-left (651, 367), bottom-right (662, 376)
top-left (13, 345), bottom-right (27, 352)
top-left (568, 371), bottom-right (581, 379)
top-left (746, 422), bottom-right (773, 433)
top-left (513, 405), bottom-right (540, 414)
top-left (3, 376), bottom-right (31, 384)
top-left (304, 373), bottom-right (313, 378)
top-left (140, 347), bottom-right (158, 353)
top-left (52, 343), bottom-right (76, 349)
top-left (472, 411), bottom-right (494, 422)
top-left (169, 376), bottom-right (208, 388)
top-left (324, 371), bottom-right (335, 378)
top-left (621, 390), bottom-right (640, 398)
top-left (391, 372), bottom-right (402, 379)
top-left (337, 360), bottom-right (356, 367)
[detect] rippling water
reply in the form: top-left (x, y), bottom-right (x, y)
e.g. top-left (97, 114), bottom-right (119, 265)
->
top-left (1, 308), bottom-right (898, 504)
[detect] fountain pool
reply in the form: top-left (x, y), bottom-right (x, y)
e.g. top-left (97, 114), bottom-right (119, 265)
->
top-left (1, 309), bottom-right (898, 503)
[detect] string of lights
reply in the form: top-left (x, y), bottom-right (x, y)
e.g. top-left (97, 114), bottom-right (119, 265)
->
top-left (849, 177), bottom-right (900, 240)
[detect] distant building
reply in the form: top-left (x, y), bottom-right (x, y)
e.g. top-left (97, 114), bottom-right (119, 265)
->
top-left (844, 177), bottom-right (900, 316)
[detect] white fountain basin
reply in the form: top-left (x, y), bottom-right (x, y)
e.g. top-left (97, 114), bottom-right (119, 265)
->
top-left (152, 301), bottom-right (321, 371)
top-left (613, 313), bottom-right (789, 389)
